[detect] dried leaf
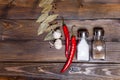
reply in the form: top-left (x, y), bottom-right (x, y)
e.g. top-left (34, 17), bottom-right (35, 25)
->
top-left (44, 31), bottom-right (54, 41)
top-left (39, 0), bottom-right (54, 7)
top-left (44, 14), bottom-right (58, 23)
top-left (41, 4), bottom-right (52, 13)
top-left (45, 24), bottom-right (59, 32)
top-left (46, 0), bottom-right (54, 5)
top-left (38, 22), bottom-right (49, 35)
top-left (36, 13), bottom-right (48, 23)
top-left (39, 0), bottom-right (49, 7)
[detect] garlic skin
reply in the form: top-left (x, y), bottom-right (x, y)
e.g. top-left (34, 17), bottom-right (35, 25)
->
top-left (53, 29), bottom-right (62, 39)
top-left (54, 39), bottom-right (62, 49)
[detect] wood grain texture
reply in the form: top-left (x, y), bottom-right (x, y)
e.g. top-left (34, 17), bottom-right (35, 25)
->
top-left (0, 0), bottom-right (119, 79)
top-left (0, 40), bottom-right (65, 62)
top-left (0, 40), bottom-right (119, 62)
top-left (0, 19), bottom-right (120, 41)
top-left (0, 0), bottom-right (119, 19)
top-left (0, 19), bottom-right (39, 40)
top-left (0, 63), bottom-right (120, 80)
top-left (0, 76), bottom-right (59, 80)
top-left (54, 1), bottom-right (120, 19)
top-left (0, 0), bottom-right (120, 7)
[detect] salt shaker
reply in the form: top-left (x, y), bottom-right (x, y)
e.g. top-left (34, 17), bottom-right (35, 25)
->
top-left (77, 29), bottom-right (90, 61)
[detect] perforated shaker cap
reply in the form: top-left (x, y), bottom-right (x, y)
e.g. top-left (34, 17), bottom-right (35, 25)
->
top-left (94, 28), bottom-right (104, 37)
top-left (78, 29), bottom-right (89, 38)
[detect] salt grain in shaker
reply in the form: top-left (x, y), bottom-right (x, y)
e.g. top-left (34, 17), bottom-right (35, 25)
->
top-left (77, 29), bottom-right (90, 61)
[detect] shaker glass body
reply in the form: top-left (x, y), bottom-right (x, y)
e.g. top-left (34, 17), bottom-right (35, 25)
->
top-left (92, 39), bottom-right (105, 60)
top-left (92, 28), bottom-right (106, 60)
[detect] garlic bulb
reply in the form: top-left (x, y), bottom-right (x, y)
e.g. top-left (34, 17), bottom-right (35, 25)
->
top-left (53, 29), bottom-right (62, 39)
top-left (54, 39), bottom-right (62, 49)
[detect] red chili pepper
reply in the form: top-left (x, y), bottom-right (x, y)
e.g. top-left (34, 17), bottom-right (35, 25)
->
top-left (61, 35), bottom-right (76, 73)
top-left (62, 17), bottom-right (70, 58)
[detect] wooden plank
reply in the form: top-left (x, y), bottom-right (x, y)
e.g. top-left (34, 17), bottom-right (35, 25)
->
top-left (0, 6), bottom-right (41, 19)
top-left (0, 19), bottom-right (39, 40)
top-left (106, 42), bottom-right (120, 52)
top-left (0, 40), bottom-right (65, 62)
top-left (0, 0), bottom-right (119, 7)
top-left (0, 76), bottom-right (58, 80)
top-left (60, 20), bottom-right (120, 42)
top-left (0, 63), bottom-right (120, 80)
top-left (0, 40), bottom-right (119, 62)
top-left (0, 19), bottom-right (120, 41)
top-left (0, 0), bottom-right (40, 7)
top-left (0, 1), bottom-right (119, 19)
top-left (84, 0), bottom-right (120, 3)
top-left (55, 2), bottom-right (120, 19)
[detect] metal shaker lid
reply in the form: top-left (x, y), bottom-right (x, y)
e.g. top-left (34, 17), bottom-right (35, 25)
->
top-left (94, 28), bottom-right (104, 37)
top-left (78, 29), bottom-right (89, 38)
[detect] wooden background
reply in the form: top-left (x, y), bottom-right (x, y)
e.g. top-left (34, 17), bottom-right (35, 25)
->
top-left (0, 0), bottom-right (120, 80)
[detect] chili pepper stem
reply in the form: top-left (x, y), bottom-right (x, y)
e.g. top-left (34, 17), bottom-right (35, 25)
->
top-left (71, 25), bottom-right (76, 36)
top-left (61, 16), bottom-right (65, 26)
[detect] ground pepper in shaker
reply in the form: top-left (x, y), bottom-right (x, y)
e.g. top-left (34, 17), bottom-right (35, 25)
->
top-left (92, 28), bottom-right (106, 60)
top-left (77, 29), bottom-right (90, 61)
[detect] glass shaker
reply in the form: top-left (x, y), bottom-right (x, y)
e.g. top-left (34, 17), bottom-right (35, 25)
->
top-left (77, 29), bottom-right (90, 61)
top-left (92, 28), bottom-right (106, 60)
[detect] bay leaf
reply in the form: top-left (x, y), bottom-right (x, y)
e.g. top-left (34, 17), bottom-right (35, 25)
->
top-left (39, 0), bottom-right (54, 7)
top-left (45, 24), bottom-right (59, 32)
top-left (37, 22), bottom-right (49, 35)
top-left (46, 0), bottom-right (54, 5)
top-left (39, 0), bottom-right (49, 7)
top-left (36, 13), bottom-right (48, 23)
top-left (44, 14), bottom-right (58, 23)
top-left (44, 31), bottom-right (54, 41)
top-left (41, 4), bottom-right (52, 13)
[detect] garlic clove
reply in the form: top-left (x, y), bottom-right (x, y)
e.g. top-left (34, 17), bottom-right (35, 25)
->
top-left (54, 39), bottom-right (62, 49)
top-left (53, 29), bottom-right (62, 39)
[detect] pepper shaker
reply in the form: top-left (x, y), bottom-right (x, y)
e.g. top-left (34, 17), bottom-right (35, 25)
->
top-left (92, 28), bottom-right (106, 60)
